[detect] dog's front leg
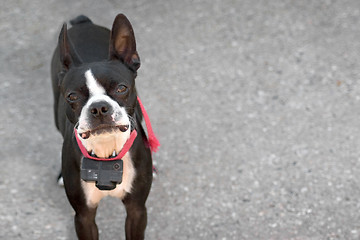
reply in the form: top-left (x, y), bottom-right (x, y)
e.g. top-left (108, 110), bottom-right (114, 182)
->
top-left (64, 180), bottom-right (99, 240)
top-left (64, 178), bottom-right (99, 240)
top-left (62, 152), bottom-right (99, 240)
top-left (123, 196), bottom-right (147, 240)
top-left (74, 207), bottom-right (99, 240)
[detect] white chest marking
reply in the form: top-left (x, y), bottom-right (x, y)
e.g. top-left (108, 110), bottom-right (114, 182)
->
top-left (81, 152), bottom-right (136, 207)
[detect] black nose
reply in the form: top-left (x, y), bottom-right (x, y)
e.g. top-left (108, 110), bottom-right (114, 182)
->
top-left (90, 101), bottom-right (112, 117)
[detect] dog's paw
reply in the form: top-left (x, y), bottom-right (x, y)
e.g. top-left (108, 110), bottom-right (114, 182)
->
top-left (57, 174), bottom-right (64, 187)
top-left (57, 177), bottom-right (64, 187)
top-left (152, 165), bottom-right (158, 180)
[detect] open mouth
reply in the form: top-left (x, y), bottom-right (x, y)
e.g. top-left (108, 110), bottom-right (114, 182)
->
top-left (88, 149), bottom-right (120, 159)
top-left (78, 124), bottom-right (129, 140)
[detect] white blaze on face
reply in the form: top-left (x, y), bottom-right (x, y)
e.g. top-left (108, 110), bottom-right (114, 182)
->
top-left (85, 70), bottom-right (106, 96)
top-left (77, 69), bottom-right (131, 158)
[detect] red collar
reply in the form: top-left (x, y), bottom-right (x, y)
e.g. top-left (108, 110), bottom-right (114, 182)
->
top-left (74, 128), bottom-right (138, 161)
top-left (74, 96), bottom-right (159, 161)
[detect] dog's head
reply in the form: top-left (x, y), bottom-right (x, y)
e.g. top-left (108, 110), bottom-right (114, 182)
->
top-left (57, 14), bottom-right (140, 159)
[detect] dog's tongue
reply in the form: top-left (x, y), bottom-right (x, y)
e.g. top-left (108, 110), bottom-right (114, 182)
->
top-left (81, 132), bottom-right (90, 139)
top-left (118, 125), bottom-right (129, 132)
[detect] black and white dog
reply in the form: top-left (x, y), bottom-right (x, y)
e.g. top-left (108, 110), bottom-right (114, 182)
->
top-left (51, 14), bottom-right (157, 239)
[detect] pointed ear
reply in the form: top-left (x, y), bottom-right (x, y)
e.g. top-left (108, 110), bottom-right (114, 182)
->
top-left (58, 23), bottom-right (82, 71)
top-left (58, 23), bottom-right (72, 70)
top-left (109, 14), bottom-right (140, 71)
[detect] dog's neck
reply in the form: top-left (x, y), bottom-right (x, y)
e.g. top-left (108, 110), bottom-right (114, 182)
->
top-left (82, 131), bottom-right (130, 159)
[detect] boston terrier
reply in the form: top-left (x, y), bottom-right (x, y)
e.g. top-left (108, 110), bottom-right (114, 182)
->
top-left (51, 14), bottom-right (159, 240)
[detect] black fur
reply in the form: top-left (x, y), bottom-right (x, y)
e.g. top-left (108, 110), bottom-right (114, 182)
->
top-left (51, 14), bottom-right (152, 240)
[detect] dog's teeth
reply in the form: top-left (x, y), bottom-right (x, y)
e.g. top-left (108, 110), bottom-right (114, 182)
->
top-left (112, 150), bottom-right (116, 157)
top-left (91, 150), bottom-right (95, 157)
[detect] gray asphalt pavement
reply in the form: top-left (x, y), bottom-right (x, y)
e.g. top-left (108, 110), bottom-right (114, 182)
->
top-left (1, 0), bottom-right (360, 239)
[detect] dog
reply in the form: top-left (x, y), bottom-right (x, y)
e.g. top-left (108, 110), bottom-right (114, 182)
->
top-left (51, 14), bottom-right (159, 239)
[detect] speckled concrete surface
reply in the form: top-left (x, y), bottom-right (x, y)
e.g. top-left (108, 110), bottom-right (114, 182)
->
top-left (1, 0), bottom-right (360, 239)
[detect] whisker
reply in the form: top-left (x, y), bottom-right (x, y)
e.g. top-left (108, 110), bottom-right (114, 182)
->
top-left (72, 122), bottom-right (80, 135)
top-left (127, 114), bottom-right (136, 129)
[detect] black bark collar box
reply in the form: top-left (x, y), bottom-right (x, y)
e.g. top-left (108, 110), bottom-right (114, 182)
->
top-left (81, 157), bottom-right (123, 190)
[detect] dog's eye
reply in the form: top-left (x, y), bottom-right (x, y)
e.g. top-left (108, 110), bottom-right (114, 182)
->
top-left (67, 93), bottom-right (79, 102)
top-left (116, 85), bottom-right (128, 94)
